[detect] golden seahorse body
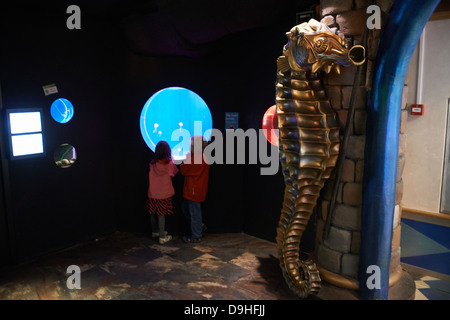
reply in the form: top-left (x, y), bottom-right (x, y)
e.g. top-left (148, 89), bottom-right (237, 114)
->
top-left (275, 18), bottom-right (365, 298)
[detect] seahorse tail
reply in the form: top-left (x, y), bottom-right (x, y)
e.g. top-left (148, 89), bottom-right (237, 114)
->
top-left (276, 181), bottom-right (322, 298)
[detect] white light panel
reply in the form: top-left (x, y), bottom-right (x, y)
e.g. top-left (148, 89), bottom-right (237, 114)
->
top-left (9, 112), bottom-right (42, 134)
top-left (11, 133), bottom-right (44, 157)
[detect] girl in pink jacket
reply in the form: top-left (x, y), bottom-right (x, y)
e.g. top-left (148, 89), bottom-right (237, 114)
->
top-left (146, 140), bottom-right (178, 244)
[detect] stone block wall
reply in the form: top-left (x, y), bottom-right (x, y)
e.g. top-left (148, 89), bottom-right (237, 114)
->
top-left (315, 0), bottom-right (405, 289)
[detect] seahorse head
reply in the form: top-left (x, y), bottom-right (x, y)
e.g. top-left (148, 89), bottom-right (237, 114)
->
top-left (283, 17), bottom-right (365, 74)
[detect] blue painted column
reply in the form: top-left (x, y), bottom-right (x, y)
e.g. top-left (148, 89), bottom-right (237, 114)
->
top-left (358, 0), bottom-right (440, 300)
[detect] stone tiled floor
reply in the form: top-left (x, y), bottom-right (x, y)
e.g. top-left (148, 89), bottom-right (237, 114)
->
top-left (1, 231), bottom-right (447, 300)
top-left (0, 232), bottom-right (299, 300)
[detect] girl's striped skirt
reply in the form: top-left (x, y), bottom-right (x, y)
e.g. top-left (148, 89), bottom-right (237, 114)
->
top-left (146, 197), bottom-right (173, 216)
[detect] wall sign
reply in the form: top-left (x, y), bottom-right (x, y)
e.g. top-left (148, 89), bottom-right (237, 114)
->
top-left (225, 112), bottom-right (239, 130)
top-left (42, 84), bottom-right (58, 96)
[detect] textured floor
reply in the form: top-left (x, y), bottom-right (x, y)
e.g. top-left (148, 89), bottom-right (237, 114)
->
top-left (409, 273), bottom-right (450, 300)
top-left (0, 230), bottom-right (448, 300)
top-left (400, 217), bottom-right (450, 300)
top-left (0, 232), bottom-right (299, 300)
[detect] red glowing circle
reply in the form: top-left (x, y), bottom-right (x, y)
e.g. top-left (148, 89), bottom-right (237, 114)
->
top-left (262, 105), bottom-right (279, 147)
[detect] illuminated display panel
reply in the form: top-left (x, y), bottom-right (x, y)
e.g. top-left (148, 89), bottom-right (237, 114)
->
top-left (50, 98), bottom-right (74, 123)
top-left (6, 109), bottom-right (45, 159)
top-left (140, 87), bottom-right (213, 160)
top-left (9, 112), bottom-right (42, 134)
top-left (11, 134), bottom-right (44, 157)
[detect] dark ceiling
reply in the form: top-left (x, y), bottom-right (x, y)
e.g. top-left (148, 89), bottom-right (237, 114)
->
top-left (0, 0), bottom-right (318, 57)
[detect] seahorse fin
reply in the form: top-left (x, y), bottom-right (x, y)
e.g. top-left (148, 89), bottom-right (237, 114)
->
top-left (312, 62), bottom-right (321, 73)
top-left (333, 64), bottom-right (341, 74)
top-left (277, 56), bottom-right (291, 73)
top-left (308, 52), bottom-right (316, 64)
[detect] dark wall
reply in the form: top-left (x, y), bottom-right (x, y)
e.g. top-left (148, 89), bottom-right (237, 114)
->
top-left (115, 46), bottom-right (252, 235)
top-left (0, 5), bottom-right (317, 266)
top-left (0, 155), bottom-right (11, 265)
top-left (115, 19), bottom-right (297, 242)
top-left (0, 11), bottom-right (121, 265)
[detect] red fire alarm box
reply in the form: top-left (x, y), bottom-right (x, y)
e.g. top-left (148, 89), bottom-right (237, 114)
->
top-left (411, 104), bottom-right (424, 115)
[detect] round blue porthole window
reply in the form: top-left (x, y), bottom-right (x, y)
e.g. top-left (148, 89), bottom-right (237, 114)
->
top-left (140, 87), bottom-right (213, 160)
top-left (50, 98), bottom-right (74, 123)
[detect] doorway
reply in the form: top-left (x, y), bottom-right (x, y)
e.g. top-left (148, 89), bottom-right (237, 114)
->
top-left (440, 98), bottom-right (450, 214)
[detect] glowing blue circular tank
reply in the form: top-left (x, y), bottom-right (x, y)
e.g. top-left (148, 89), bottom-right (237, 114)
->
top-left (50, 98), bottom-right (74, 123)
top-left (140, 87), bottom-right (213, 160)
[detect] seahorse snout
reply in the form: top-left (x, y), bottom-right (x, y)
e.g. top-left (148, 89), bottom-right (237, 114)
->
top-left (332, 44), bottom-right (366, 68)
top-left (348, 45), bottom-right (366, 66)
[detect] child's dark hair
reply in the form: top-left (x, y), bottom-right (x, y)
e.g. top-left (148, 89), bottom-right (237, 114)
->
top-left (190, 135), bottom-right (207, 153)
top-left (151, 140), bottom-right (172, 164)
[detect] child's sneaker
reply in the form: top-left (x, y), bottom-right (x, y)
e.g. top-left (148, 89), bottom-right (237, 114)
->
top-left (153, 231), bottom-right (167, 238)
top-left (159, 235), bottom-right (172, 244)
top-left (183, 236), bottom-right (201, 243)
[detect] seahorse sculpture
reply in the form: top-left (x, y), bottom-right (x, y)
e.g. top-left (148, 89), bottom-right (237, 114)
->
top-left (275, 17), bottom-right (365, 298)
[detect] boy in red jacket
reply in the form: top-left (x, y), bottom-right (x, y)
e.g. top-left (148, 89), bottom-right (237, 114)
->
top-left (180, 135), bottom-right (209, 243)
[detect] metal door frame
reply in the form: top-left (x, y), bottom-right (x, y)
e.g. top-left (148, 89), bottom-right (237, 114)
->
top-left (440, 98), bottom-right (450, 214)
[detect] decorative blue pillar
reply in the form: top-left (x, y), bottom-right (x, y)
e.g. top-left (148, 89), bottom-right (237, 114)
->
top-left (358, 0), bottom-right (440, 300)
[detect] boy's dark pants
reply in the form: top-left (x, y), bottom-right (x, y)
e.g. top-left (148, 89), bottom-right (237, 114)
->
top-left (182, 199), bottom-right (202, 239)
